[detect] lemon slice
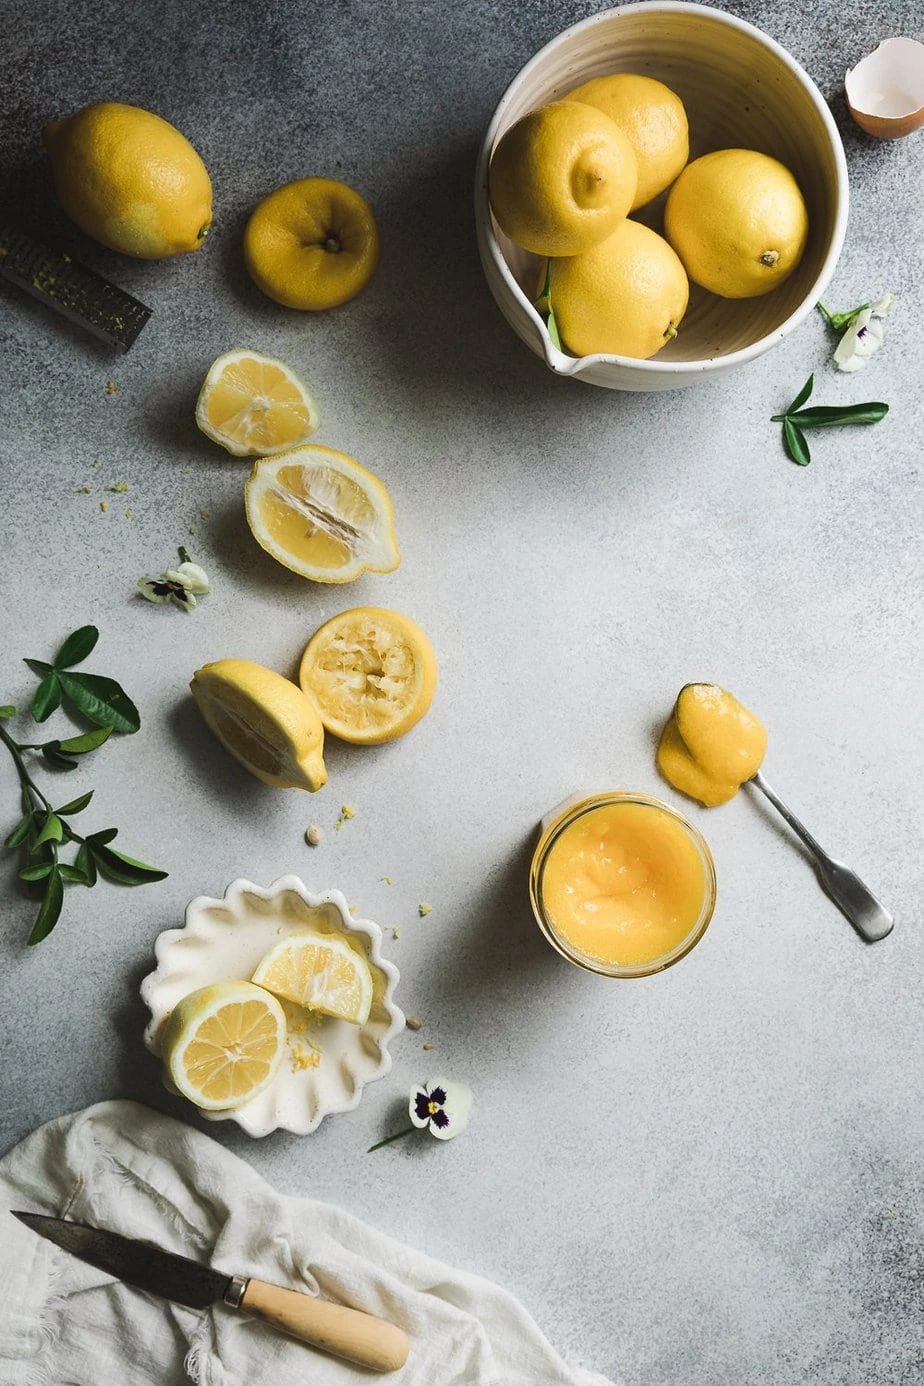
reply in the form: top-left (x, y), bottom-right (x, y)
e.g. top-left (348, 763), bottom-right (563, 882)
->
top-left (252, 930), bottom-right (374, 1025)
top-left (299, 606), bottom-right (438, 744)
top-left (160, 980), bottom-right (286, 1110)
top-left (190, 657), bottom-right (327, 790)
top-left (244, 445), bottom-right (400, 583)
top-left (195, 349), bottom-right (319, 456)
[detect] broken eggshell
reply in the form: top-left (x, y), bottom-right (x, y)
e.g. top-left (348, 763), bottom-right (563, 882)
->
top-left (846, 37), bottom-right (924, 139)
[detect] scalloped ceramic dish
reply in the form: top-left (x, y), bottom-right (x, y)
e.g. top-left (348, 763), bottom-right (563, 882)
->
top-left (141, 876), bottom-right (404, 1137)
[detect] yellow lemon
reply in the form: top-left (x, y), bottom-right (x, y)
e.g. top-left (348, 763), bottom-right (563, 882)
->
top-left (195, 349), bottom-right (319, 457)
top-left (43, 102), bottom-right (212, 258)
top-left (190, 658), bottom-right (327, 791)
top-left (160, 980), bottom-right (287, 1110)
top-left (565, 72), bottom-right (688, 210)
top-left (244, 177), bottom-right (379, 310)
top-left (488, 101), bottom-right (637, 256)
top-left (252, 931), bottom-right (374, 1025)
top-left (244, 445), bottom-right (400, 584)
top-left (299, 607), bottom-right (438, 745)
top-left (664, 149), bottom-right (809, 298)
top-left (550, 218), bottom-right (689, 360)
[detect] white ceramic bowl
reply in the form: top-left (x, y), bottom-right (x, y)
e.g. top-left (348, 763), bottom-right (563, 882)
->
top-left (475, 2), bottom-right (849, 391)
top-left (141, 876), bottom-right (404, 1137)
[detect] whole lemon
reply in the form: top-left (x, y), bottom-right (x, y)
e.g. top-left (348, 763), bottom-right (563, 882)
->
top-left (488, 101), bottom-right (637, 256)
top-left (43, 102), bottom-right (212, 258)
top-left (565, 73), bottom-right (689, 210)
top-left (664, 149), bottom-right (808, 298)
top-left (244, 177), bottom-right (379, 310)
top-left (550, 219), bottom-right (689, 360)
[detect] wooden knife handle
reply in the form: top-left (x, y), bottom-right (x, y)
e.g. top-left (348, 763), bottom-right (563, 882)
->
top-left (239, 1278), bottom-right (409, 1372)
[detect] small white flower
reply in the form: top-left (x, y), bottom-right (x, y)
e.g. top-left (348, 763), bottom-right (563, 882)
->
top-left (832, 293), bottom-right (894, 373)
top-left (137, 553), bottom-right (210, 611)
top-left (409, 1078), bottom-right (473, 1141)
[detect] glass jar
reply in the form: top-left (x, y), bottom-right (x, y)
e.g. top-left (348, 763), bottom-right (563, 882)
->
top-left (529, 791), bottom-right (717, 978)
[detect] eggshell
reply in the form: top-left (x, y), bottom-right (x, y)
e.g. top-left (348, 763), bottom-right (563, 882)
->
top-left (846, 37), bottom-right (924, 139)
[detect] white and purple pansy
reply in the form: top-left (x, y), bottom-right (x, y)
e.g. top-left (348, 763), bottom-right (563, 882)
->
top-left (137, 551), bottom-right (210, 611)
top-left (819, 293), bottom-right (895, 373)
top-left (409, 1079), bottom-right (473, 1141)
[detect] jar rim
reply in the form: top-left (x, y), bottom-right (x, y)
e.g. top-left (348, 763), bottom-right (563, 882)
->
top-left (528, 790), bottom-right (717, 978)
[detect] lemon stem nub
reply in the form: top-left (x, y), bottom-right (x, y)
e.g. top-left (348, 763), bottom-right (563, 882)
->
top-left (760, 250), bottom-right (780, 266)
top-left (665, 323), bottom-right (678, 340)
top-left (324, 235), bottom-right (342, 253)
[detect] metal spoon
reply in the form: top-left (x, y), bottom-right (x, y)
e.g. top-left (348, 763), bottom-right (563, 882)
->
top-left (749, 770), bottom-right (893, 942)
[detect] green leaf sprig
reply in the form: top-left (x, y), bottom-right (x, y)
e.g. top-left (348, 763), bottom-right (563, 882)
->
top-left (771, 374), bottom-right (889, 466)
top-left (533, 259), bottom-right (563, 352)
top-left (25, 624), bottom-right (140, 733)
top-left (2, 627), bottom-right (166, 944)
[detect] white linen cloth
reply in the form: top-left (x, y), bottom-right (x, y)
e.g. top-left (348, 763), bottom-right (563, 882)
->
top-left (0, 1101), bottom-right (614, 1386)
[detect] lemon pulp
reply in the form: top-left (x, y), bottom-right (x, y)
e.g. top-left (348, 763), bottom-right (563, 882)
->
top-left (252, 931), bottom-right (374, 1025)
top-left (196, 350), bottom-right (319, 456)
top-left (244, 446), bottom-right (400, 583)
top-left (299, 607), bottom-right (437, 744)
top-left (160, 980), bottom-right (286, 1110)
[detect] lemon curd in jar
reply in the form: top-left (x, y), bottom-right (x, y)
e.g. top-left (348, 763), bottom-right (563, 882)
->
top-left (530, 793), bottom-right (716, 977)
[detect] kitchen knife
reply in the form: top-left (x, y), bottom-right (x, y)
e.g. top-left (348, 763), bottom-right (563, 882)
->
top-left (12, 1211), bottom-right (409, 1373)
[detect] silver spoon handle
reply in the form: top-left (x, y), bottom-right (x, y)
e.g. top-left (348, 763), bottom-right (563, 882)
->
top-left (750, 771), bottom-right (893, 943)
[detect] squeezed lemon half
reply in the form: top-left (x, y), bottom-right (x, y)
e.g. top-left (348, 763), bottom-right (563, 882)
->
top-left (190, 657), bottom-right (327, 791)
top-left (299, 607), bottom-right (437, 744)
top-left (252, 930), bottom-right (374, 1025)
top-left (160, 980), bottom-right (286, 1110)
top-left (244, 445), bottom-right (400, 583)
top-left (195, 349), bottom-right (319, 456)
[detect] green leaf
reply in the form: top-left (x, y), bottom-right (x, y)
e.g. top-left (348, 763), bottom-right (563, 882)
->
top-left (34, 813), bottom-right (64, 847)
top-left (0, 705), bottom-right (16, 719)
top-left (41, 746), bottom-right (78, 771)
top-left (789, 403), bottom-right (889, 428)
top-left (784, 374), bottom-right (814, 415)
top-left (28, 871), bottom-right (64, 944)
top-left (53, 625), bottom-right (99, 669)
top-left (57, 862), bottom-right (92, 884)
top-left (86, 827), bottom-right (119, 846)
top-left (783, 418), bottom-right (812, 466)
top-left (57, 725), bottom-right (113, 754)
top-left (19, 862), bottom-right (53, 881)
top-left (57, 672), bottom-right (140, 734)
top-left (56, 790), bottom-right (94, 815)
top-left (32, 673), bottom-right (62, 723)
top-left (89, 844), bottom-right (168, 885)
top-left (75, 842), bottom-right (97, 887)
top-left (23, 659), bottom-right (53, 677)
top-left (26, 837), bottom-right (55, 865)
top-left (4, 812), bottom-right (35, 848)
top-left (534, 259), bottom-right (563, 352)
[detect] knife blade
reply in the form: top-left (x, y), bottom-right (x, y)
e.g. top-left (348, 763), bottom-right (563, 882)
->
top-left (12, 1211), bottom-right (409, 1373)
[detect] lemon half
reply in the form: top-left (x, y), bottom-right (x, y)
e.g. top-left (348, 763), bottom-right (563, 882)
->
top-left (299, 607), bottom-right (437, 744)
top-left (160, 980), bottom-right (286, 1110)
top-left (252, 930), bottom-right (374, 1025)
top-left (196, 350), bottom-right (319, 457)
top-left (244, 445), bottom-right (400, 583)
top-left (190, 658), bottom-right (327, 791)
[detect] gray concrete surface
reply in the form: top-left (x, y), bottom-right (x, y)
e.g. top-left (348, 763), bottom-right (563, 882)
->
top-left (1, 2), bottom-right (922, 1382)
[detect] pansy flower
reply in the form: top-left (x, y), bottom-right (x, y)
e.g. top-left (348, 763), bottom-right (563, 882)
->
top-left (369, 1077), bottom-right (473, 1151)
top-left (819, 293), bottom-right (894, 372)
top-left (409, 1079), bottom-right (473, 1141)
top-left (138, 549), bottom-right (210, 611)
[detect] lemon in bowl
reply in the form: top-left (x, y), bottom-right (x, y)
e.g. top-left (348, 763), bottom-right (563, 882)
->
top-left (475, 2), bottom-right (847, 391)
